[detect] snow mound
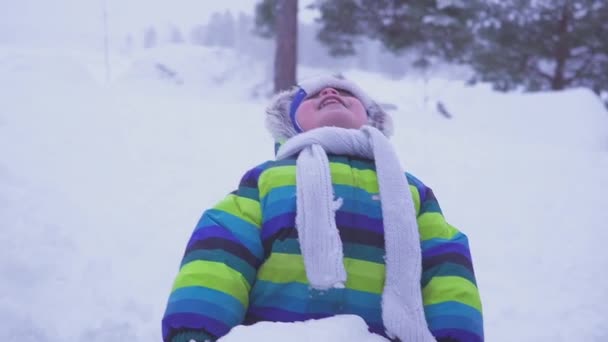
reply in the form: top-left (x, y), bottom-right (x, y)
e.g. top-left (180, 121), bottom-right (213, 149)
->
top-left (219, 315), bottom-right (389, 342)
top-left (115, 46), bottom-right (270, 98)
top-left (0, 47), bottom-right (99, 85)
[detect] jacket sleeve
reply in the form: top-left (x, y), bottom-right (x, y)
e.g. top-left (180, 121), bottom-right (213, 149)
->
top-left (407, 174), bottom-right (484, 342)
top-left (162, 167), bottom-right (265, 342)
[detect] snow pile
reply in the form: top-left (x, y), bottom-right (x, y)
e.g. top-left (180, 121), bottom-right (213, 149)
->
top-left (219, 315), bottom-right (388, 342)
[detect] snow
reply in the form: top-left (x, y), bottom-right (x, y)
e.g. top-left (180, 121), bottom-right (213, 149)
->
top-left (219, 315), bottom-right (388, 342)
top-left (1, 43), bottom-right (608, 342)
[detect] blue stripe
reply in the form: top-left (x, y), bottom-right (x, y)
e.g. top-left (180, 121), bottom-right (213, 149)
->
top-left (427, 315), bottom-right (483, 337)
top-left (334, 185), bottom-right (382, 218)
top-left (421, 199), bottom-right (442, 214)
top-left (263, 184), bottom-right (382, 221)
top-left (251, 280), bottom-right (383, 324)
top-left (169, 286), bottom-right (245, 314)
top-left (289, 88), bottom-right (307, 133)
top-left (236, 186), bottom-right (258, 201)
top-left (165, 298), bottom-right (242, 325)
top-left (421, 232), bottom-right (469, 251)
top-left (264, 197), bottom-right (296, 223)
top-left (196, 209), bottom-right (262, 258)
top-left (425, 301), bottom-right (483, 324)
top-left (270, 237), bottom-right (301, 254)
top-left (262, 185), bottom-right (296, 207)
top-left (180, 249), bottom-right (257, 283)
top-left (343, 242), bottom-right (385, 264)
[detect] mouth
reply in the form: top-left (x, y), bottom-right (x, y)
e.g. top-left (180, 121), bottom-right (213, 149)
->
top-left (318, 95), bottom-right (346, 110)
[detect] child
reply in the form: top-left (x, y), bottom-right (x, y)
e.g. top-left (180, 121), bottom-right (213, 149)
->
top-left (162, 75), bottom-right (484, 342)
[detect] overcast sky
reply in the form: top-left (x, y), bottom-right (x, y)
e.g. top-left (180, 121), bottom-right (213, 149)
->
top-left (0, 0), bottom-right (317, 48)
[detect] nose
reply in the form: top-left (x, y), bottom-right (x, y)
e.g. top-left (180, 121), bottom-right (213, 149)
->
top-left (319, 87), bottom-right (340, 96)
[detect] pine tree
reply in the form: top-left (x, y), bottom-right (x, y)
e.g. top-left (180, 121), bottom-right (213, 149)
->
top-left (313, 0), bottom-right (480, 62)
top-left (254, 0), bottom-right (277, 38)
top-left (470, 0), bottom-right (608, 95)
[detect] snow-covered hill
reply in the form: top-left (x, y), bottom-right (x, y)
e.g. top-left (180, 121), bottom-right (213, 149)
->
top-left (1, 45), bottom-right (607, 342)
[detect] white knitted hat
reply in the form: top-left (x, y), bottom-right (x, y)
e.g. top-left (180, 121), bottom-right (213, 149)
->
top-left (265, 74), bottom-right (394, 141)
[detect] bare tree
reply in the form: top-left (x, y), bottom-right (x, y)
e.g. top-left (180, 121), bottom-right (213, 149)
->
top-left (273, 0), bottom-right (298, 93)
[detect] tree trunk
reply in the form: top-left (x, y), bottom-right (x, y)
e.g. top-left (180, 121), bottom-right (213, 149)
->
top-left (274, 0), bottom-right (298, 93)
top-left (552, 3), bottom-right (571, 90)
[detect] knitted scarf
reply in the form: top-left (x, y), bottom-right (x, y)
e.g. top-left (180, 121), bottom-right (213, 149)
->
top-left (275, 126), bottom-right (436, 342)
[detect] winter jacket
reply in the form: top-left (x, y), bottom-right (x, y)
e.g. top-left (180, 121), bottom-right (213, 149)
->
top-left (162, 155), bottom-right (484, 342)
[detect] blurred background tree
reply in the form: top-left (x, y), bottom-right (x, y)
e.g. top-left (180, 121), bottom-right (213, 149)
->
top-left (313, 0), bottom-right (479, 64)
top-left (252, 0), bottom-right (608, 105)
top-left (470, 0), bottom-right (608, 96)
top-left (254, 0), bottom-right (298, 93)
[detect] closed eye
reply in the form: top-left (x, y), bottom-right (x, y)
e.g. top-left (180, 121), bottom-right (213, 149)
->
top-left (309, 89), bottom-right (355, 98)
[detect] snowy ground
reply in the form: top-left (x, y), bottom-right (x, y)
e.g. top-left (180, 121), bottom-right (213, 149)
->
top-left (1, 45), bottom-right (608, 342)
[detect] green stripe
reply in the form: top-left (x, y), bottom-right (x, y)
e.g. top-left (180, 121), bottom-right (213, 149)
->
top-left (173, 260), bottom-right (250, 307)
top-left (257, 253), bottom-right (307, 283)
top-left (330, 163), bottom-right (379, 193)
top-left (344, 258), bottom-right (385, 294)
top-left (181, 249), bottom-right (257, 285)
top-left (410, 184), bottom-right (421, 215)
top-left (259, 166), bottom-right (296, 198)
top-left (418, 212), bottom-right (459, 241)
top-left (257, 253), bottom-right (385, 294)
top-left (259, 163), bottom-right (381, 198)
top-left (214, 194), bottom-right (261, 227)
top-left (422, 275), bottom-right (482, 312)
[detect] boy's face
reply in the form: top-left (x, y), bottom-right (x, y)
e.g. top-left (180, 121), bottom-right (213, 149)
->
top-left (295, 87), bottom-right (368, 131)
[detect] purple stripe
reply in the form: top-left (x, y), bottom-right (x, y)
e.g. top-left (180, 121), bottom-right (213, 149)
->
top-left (262, 210), bottom-right (384, 241)
top-left (249, 306), bottom-right (329, 322)
top-left (262, 212), bottom-right (296, 240)
top-left (335, 211), bottom-right (384, 234)
top-left (434, 328), bottom-right (482, 342)
top-left (162, 312), bottom-right (229, 339)
top-left (242, 166), bottom-right (264, 186)
top-left (423, 241), bottom-right (471, 259)
top-left (187, 226), bottom-right (240, 249)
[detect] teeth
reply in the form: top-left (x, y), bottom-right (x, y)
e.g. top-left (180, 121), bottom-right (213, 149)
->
top-left (320, 99), bottom-right (340, 109)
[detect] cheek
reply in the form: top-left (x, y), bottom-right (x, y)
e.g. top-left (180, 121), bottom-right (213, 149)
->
top-left (352, 103), bottom-right (368, 125)
top-left (294, 101), bottom-right (319, 130)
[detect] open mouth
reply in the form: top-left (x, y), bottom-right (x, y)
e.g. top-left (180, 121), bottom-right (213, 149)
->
top-left (318, 96), bottom-right (345, 109)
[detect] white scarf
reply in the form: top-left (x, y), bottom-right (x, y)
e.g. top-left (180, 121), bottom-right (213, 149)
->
top-left (276, 126), bottom-right (436, 341)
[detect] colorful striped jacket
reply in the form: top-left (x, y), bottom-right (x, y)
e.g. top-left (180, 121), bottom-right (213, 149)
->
top-left (162, 155), bottom-right (483, 342)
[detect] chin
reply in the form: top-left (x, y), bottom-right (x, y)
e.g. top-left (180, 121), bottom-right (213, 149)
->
top-left (318, 111), bottom-right (365, 129)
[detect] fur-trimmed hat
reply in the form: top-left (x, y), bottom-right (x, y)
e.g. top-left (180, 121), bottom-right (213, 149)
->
top-left (265, 74), bottom-right (394, 141)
